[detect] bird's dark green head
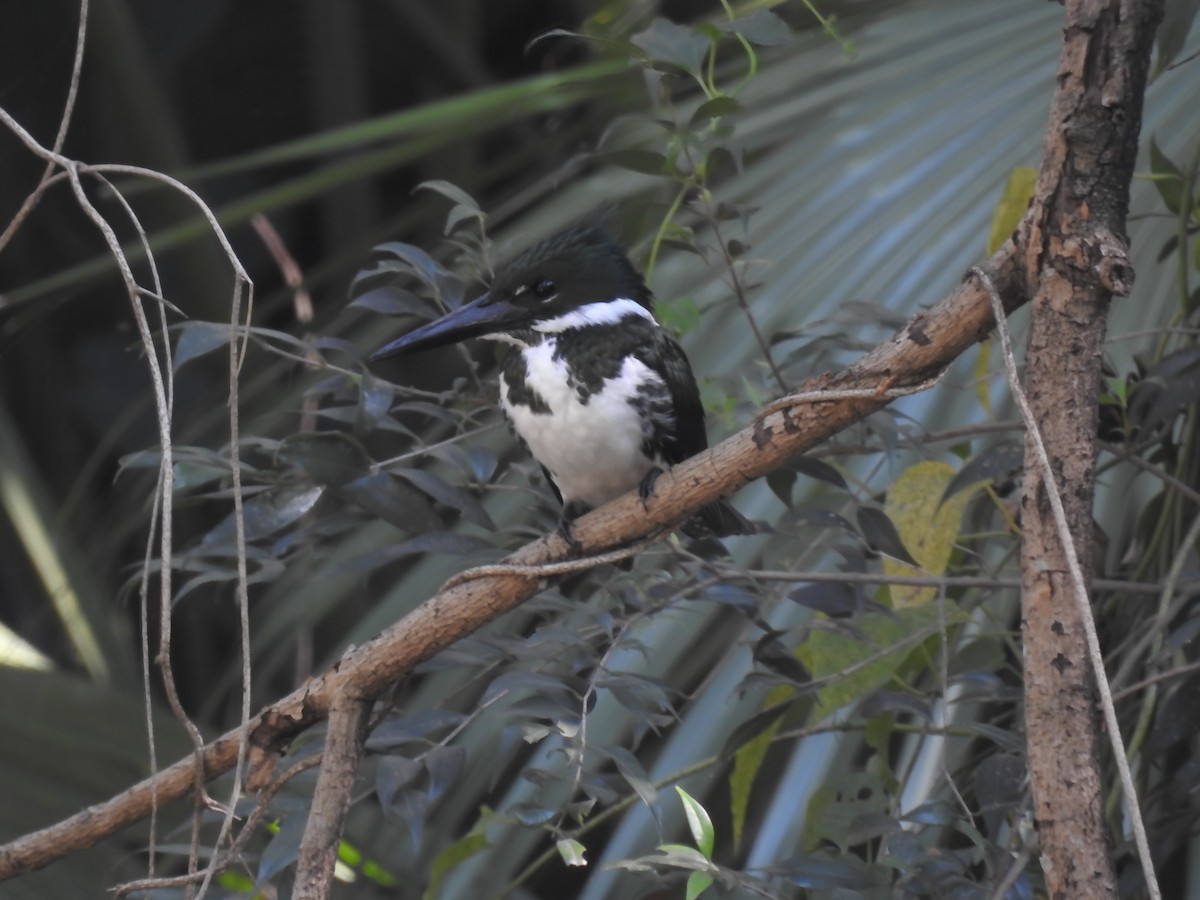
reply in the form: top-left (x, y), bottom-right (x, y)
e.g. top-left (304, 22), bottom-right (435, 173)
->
top-left (493, 223), bottom-right (653, 316)
top-left (370, 224), bottom-right (654, 360)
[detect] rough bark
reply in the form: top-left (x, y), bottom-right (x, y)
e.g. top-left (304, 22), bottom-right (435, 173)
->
top-left (293, 696), bottom-right (370, 900)
top-left (1015, 1), bottom-right (1163, 897)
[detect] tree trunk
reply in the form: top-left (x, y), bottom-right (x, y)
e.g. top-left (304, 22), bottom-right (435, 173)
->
top-left (1017, 1), bottom-right (1164, 897)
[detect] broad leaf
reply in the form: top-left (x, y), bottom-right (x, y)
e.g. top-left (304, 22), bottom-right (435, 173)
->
top-left (675, 786), bottom-right (715, 858)
top-left (882, 460), bottom-right (972, 607)
top-left (631, 18), bottom-right (710, 76)
top-left (202, 483), bottom-right (324, 547)
top-left (277, 432), bottom-right (372, 486)
top-left (986, 166), bottom-right (1037, 254)
top-left (856, 506), bottom-right (918, 566)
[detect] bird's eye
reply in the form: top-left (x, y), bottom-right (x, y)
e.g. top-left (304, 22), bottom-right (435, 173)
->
top-left (532, 278), bottom-right (557, 300)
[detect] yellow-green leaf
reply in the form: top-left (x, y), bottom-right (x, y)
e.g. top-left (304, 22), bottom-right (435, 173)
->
top-left (424, 810), bottom-right (492, 900)
top-left (798, 605), bottom-right (944, 720)
top-left (987, 166), bottom-right (1037, 254)
top-left (882, 460), bottom-right (973, 608)
top-left (974, 340), bottom-right (993, 414)
top-left (730, 684), bottom-right (792, 848)
top-left (1148, 137), bottom-right (1184, 214)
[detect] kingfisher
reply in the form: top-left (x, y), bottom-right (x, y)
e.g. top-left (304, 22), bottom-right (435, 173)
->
top-left (370, 222), bottom-right (752, 543)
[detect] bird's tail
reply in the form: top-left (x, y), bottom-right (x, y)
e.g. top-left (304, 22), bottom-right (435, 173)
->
top-left (685, 499), bottom-right (755, 539)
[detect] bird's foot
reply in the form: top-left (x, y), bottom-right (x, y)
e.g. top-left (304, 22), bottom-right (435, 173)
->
top-left (638, 466), bottom-right (665, 506)
top-left (556, 501), bottom-right (591, 556)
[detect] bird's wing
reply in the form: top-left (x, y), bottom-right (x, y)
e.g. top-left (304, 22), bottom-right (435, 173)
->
top-left (540, 464), bottom-right (563, 502)
top-left (639, 329), bottom-right (709, 466)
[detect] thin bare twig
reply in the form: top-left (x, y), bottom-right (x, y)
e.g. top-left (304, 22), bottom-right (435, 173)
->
top-left (113, 754), bottom-right (323, 898)
top-left (733, 567), bottom-right (1190, 596)
top-left (1111, 509), bottom-right (1200, 689)
top-left (0, 0), bottom-right (88, 253)
top-left (195, 264), bottom-right (254, 900)
top-left (251, 213), bottom-right (318, 684)
top-left (755, 373), bottom-right (948, 421)
top-left (94, 172), bottom-right (170, 879)
top-left (705, 203), bottom-right (790, 394)
top-left (987, 847), bottom-right (1035, 900)
top-left (251, 213), bottom-right (313, 324)
top-left (0, 96), bottom-right (255, 899)
top-left (55, 157), bottom-right (209, 891)
top-left (1112, 657), bottom-right (1200, 702)
top-left (439, 528), bottom-right (672, 591)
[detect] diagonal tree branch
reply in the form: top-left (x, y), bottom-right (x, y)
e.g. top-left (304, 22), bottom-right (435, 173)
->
top-left (0, 241), bottom-right (1027, 882)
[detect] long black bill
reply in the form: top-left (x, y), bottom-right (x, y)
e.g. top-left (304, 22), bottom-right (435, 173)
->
top-left (369, 293), bottom-right (525, 361)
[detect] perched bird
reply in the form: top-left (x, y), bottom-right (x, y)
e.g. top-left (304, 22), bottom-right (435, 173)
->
top-left (371, 223), bottom-right (752, 542)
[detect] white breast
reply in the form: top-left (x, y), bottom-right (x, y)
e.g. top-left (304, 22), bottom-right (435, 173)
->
top-left (500, 340), bottom-right (666, 509)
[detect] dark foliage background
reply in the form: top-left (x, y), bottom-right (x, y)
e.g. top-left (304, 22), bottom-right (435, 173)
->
top-left (1, 1), bottom-right (1199, 898)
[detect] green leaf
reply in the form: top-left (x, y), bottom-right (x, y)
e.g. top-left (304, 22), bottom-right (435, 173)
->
top-left (1149, 136), bottom-right (1185, 214)
top-left (782, 851), bottom-right (887, 889)
top-left (424, 817), bottom-right (491, 899)
top-left (415, 180), bottom-right (487, 235)
top-left (716, 8), bottom-right (794, 47)
top-left (675, 786), bottom-right (715, 858)
top-left (656, 844), bottom-right (712, 869)
top-left (604, 148), bottom-right (671, 176)
top-left (425, 745), bottom-right (466, 802)
top-left (766, 467), bottom-right (797, 507)
top-left (631, 18), bottom-right (711, 76)
top-left (790, 455), bottom-right (848, 490)
top-left (1154, 0), bottom-right (1200, 77)
top-left (686, 870), bottom-right (715, 900)
top-left (330, 531), bottom-right (495, 579)
top-left (393, 467), bottom-right (496, 530)
top-left (806, 772), bottom-right (888, 852)
top-left (691, 95), bottom-right (741, 124)
top-left (376, 756), bottom-right (422, 810)
top-left (259, 814), bottom-right (306, 880)
top-left (373, 241), bottom-right (445, 291)
top-left (202, 483), bottom-right (324, 547)
top-left (173, 321), bottom-right (230, 370)
top-left (362, 859), bottom-right (398, 887)
top-left (658, 295), bottom-right (701, 336)
top-left (172, 459), bottom-right (229, 491)
top-left (339, 472), bottom-right (442, 535)
top-left (797, 604), bottom-right (951, 720)
top-left (941, 441), bottom-right (1023, 503)
top-left (348, 286), bottom-right (436, 318)
top-left (608, 745), bottom-right (660, 814)
top-left (730, 684), bottom-right (792, 848)
top-left (787, 582), bottom-right (857, 617)
top-left (556, 838), bottom-right (588, 867)
top-left (415, 179), bottom-right (483, 215)
top-left (277, 432), bottom-right (373, 487)
top-left (855, 506), bottom-right (918, 565)
top-left (217, 871), bottom-right (255, 891)
top-left (986, 166), bottom-right (1037, 254)
top-left (975, 338), bottom-right (993, 413)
